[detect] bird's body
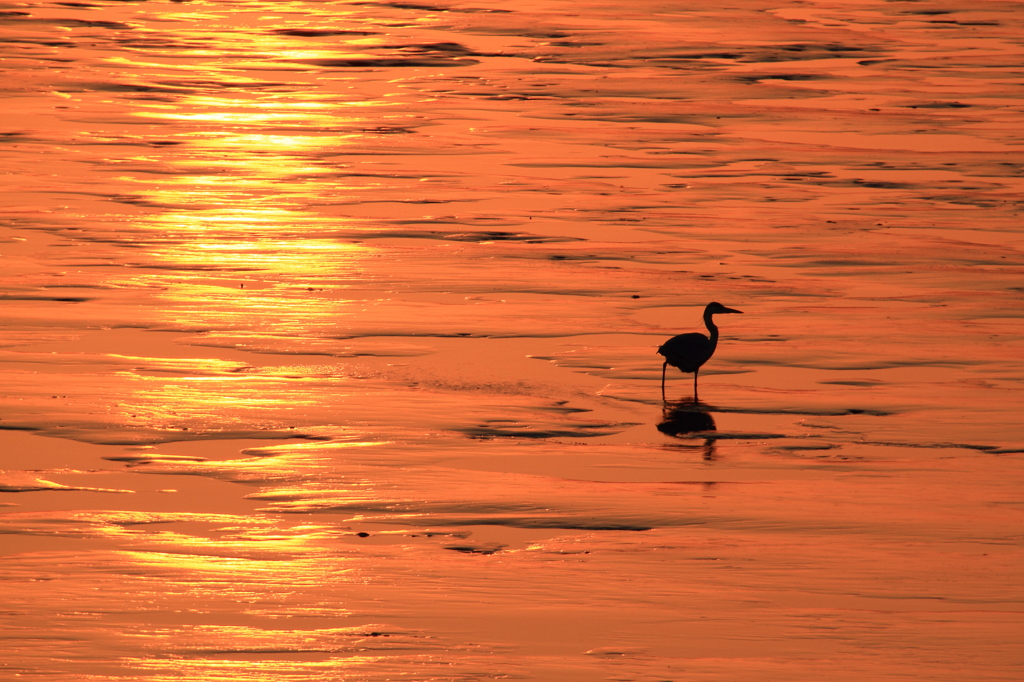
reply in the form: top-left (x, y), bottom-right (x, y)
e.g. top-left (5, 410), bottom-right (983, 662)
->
top-left (658, 333), bottom-right (715, 373)
top-left (658, 302), bottom-right (742, 401)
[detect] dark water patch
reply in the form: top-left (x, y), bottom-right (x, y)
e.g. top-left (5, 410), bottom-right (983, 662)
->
top-left (373, 228), bottom-right (582, 243)
top-left (271, 29), bottom-right (382, 37)
top-left (0, 37), bottom-right (78, 48)
top-left (819, 380), bottom-right (886, 387)
top-left (714, 406), bottom-right (895, 417)
top-left (0, 14), bottom-right (136, 29)
top-left (814, 179), bottom-right (918, 190)
top-left (269, 504), bottom-right (658, 532)
top-left (731, 356), bottom-right (980, 372)
top-left (862, 440), bottom-right (1024, 455)
top-left (772, 443), bottom-right (838, 452)
top-left (0, 425), bottom-right (41, 433)
top-left (112, 37), bottom-right (212, 52)
top-left (389, 41), bottom-right (483, 56)
top-left (667, 430), bottom-right (788, 441)
top-left (70, 78), bottom-right (294, 94)
top-left (58, 19), bottom-right (136, 30)
top-left (444, 543), bottom-right (505, 554)
top-left (353, 1), bottom-right (450, 10)
top-left (909, 102), bottom-right (973, 109)
top-left (0, 295), bottom-right (91, 303)
top-left (737, 74), bottom-right (827, 84)
top-left (433, 230), bottom-right (572, 242)
top-left (511, 158), bottom-right (719, 170)
top-left (150, 79), bottom-right (297, 92)
top-left (12, 427), bottom-right (317, 447)
top-left (458, 422), bottom-right (626, 439)
top-left (927, 20), bottom-right (1000, 27)
top-left (284, 57), bottom-right (480, 69)
top-left (656, 52), bottom-right (743, 61)
top-left (353, 2), bottom-right (510, 13)
top-left (0, 132), bottom-right (33, 142)
top-left (752, 43), bottom-right (874, 61)
top-left (446, 518), bottom-right (653, 531)
top-left (73, 81), bottom-right (191, 95)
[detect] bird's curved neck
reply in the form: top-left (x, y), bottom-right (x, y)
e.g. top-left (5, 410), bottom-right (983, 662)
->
top-left (703, 311), bottom-right (720, 346)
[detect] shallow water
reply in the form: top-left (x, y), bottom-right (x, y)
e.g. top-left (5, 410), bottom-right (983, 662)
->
top-left (1, 0), bottom-right (1022, 679)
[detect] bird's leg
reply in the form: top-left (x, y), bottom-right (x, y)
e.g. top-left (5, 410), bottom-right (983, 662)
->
top-left (693, 368), bottom-right (699, 401)
top-left (661, 361), bottom-right (668, 402)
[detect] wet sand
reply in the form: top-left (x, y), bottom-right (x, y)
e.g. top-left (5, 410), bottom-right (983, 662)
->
top-left (1, 1), bottom-right (1022, 680)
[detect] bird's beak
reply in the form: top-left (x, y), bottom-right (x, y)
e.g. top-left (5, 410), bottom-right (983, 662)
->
top-left (721, 306), bottom-right (743, 314)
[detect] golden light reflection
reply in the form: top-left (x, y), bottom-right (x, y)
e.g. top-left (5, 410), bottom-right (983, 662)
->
top-left (199, 134), bottom-right (351, 149)
top-left (137, 111), bottom-right (316, 124)
top-left (171, 98), bottom-right (337, 111)
top-left (131, 527), bottom-right (359, 559)
top-left (109, 86), bottom-right (410, 250)
top-left (126, 375), bottom-right (325, 416)
top-left (89, 62), bottom-right (402, 429)
top-left (129, 656), bottom-right (391, 682)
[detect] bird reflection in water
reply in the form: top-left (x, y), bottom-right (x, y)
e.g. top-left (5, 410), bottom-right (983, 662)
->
top-left (658, 399), bottom-right (718, 460)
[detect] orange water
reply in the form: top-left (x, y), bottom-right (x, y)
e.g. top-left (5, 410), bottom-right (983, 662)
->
top-left (1, 1), bottom-right (1022, 680)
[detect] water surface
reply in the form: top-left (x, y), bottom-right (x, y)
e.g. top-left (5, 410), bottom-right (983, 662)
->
top-left (1, 1), bottom-right (1022, 679)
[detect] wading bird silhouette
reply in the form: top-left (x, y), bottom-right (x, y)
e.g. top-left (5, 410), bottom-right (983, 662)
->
top-left (658, 302), bottom-right (743, 401)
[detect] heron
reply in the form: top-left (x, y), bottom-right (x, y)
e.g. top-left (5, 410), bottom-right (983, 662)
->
top-left (658, 302), bottom-right (743, 401)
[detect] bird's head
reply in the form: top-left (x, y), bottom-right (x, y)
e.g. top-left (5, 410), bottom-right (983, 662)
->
top-left (706, 301), bottom-right (743, 315)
